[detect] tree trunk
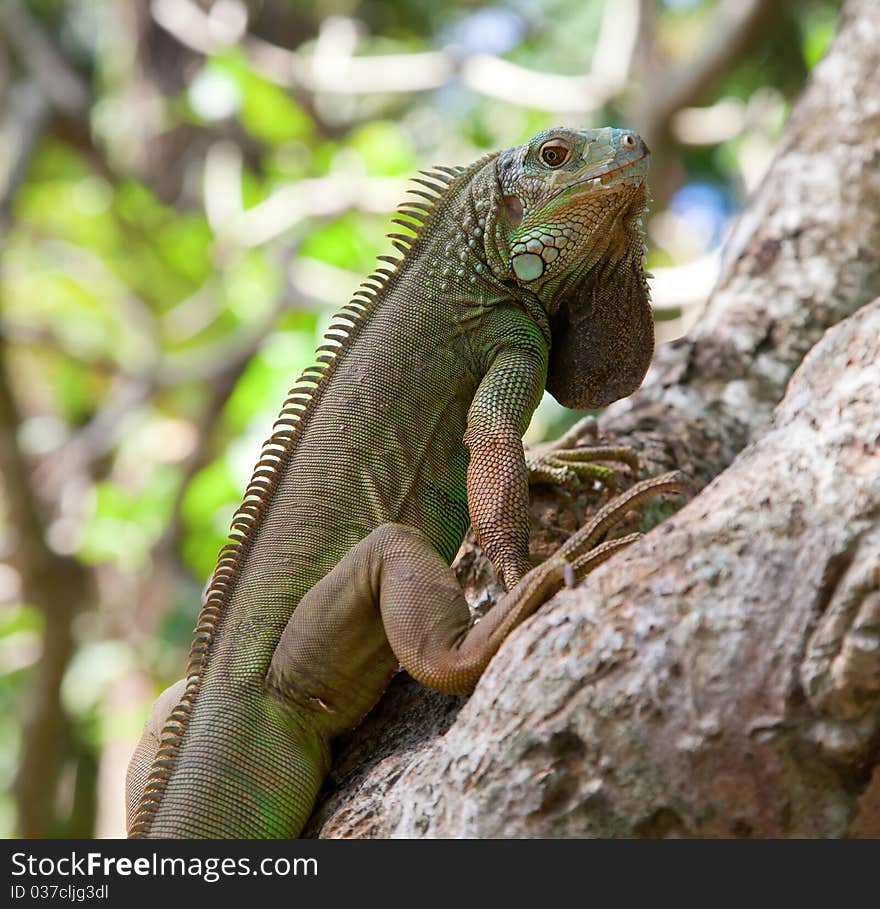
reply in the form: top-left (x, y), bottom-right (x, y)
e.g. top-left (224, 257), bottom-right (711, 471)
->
top-left (307, 0), bottom-right (880, 837)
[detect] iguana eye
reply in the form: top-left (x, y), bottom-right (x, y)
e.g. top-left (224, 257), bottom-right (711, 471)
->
top-left (621, 134), bottom-right (637, 149)
top-left (539, 143), bottom-right (569, 167)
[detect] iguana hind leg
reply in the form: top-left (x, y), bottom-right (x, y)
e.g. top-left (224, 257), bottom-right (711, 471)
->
top-left (270, 471), bottom-right (685, 714)
top-left (380, 471), bottom-right (684, 695)
top-left (267, 520), bottom-right (506, 719)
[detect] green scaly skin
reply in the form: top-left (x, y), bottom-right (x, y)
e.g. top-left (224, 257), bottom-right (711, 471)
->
top-left (126, 127), bottom-right (684, 838)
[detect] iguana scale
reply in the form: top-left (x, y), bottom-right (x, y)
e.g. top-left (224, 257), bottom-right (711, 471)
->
top-left (126, 127), bottom-right (683, 838)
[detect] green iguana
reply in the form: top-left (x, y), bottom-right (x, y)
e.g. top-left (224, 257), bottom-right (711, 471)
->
top-left (126, 126), bottom-right (683, 838)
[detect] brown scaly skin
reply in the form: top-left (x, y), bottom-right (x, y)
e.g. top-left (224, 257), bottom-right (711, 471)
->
top-left (126, 127), bottom-right (685, 838)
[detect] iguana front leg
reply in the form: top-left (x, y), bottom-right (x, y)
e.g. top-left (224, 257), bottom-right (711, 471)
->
top-left (463, 345), bottom-right (546, 591)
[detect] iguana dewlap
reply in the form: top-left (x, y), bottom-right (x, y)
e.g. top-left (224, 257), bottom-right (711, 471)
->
top-left (126, 127), bottom-right (681, 838)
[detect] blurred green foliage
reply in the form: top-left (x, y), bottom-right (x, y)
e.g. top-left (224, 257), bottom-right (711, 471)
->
top-left (0, 0), bottom-right (843, 837)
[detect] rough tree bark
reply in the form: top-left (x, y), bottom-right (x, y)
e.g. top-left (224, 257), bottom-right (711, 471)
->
top-left (306, 0), bottom-right (880, 837)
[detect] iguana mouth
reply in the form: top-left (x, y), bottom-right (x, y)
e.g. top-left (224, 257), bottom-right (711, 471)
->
top-left (548, 150), bottom-right (649, 204)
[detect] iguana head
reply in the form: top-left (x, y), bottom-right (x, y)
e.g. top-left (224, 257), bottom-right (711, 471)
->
top-left (487, 127), bottom-right (654, 410)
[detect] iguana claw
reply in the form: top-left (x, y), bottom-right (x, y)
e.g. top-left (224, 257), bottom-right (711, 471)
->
top-left (554, 470), bottom-right (686, 585)
top-left (527, 444), bottom-right (641, 490)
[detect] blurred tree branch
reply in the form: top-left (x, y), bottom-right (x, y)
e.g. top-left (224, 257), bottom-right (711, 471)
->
top-left (638, 0), bottom-right (783, 144)
top-left (0, 0), bottom-right (114, 185)
top-left (153, 0), bottom-right (641, 112)
top-left (0, 346), bottom-right (92, 837)
top-left (635, 0), bottom-right (786, 203)
top-left (0, 82), bottom-right (49, 227)
top-left (139, 246), bottom-right (307, 632)
top-left (0, 71), bottom-right (91, 834)
top-left (147, 0), bottom-right (789, 140)
top-left (0, 1), bottom-right (89, 119)
top-left (148, 0), bottom-right (791, 211)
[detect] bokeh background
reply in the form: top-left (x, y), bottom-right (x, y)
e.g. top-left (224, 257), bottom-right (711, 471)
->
top-left (0, 0), bottom-right (841, 838)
